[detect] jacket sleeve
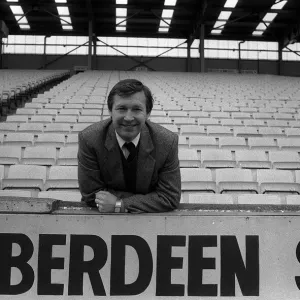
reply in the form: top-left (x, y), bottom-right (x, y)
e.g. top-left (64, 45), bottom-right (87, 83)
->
top-left (77, 131), bottom-right (134, 206)
top-left (122, 134), bottom-right (181, 213)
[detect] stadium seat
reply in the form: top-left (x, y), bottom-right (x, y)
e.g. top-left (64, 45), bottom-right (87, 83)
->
top-left (243, 120), bottom-right (266, 127)
top-left (21, 146), bottom-right (57, 165)
top-left (37, 109), bottom-right (58, 117)
top-left (2, 165), bottom-right (47, 191)
top-left (4, 133), bottom-right (34, 147)
top-left (216, 168), bottom-right (258, 194)
top-left (232, 112), bottom-right (252, 119)
top-left (189, 136), bottom-right (218, 149)
top-left (178, 136), bottom-right (189, 148)
top-left (180, 168), bottom-right (216, 193)
top-left (201, 149), bottom-right (236, 168)
top-left (30, 115), bottom-right (53, 123)
top-left (25, 103), bottom-right (43, 109)
top-left (253, 113), bottom-right (274, 120)
top-left (187, 193), bottom-right (234, 204)
top-left (6, 115), bottom-right (28, 123)
top-left (44, 123), bottom-right (71, 134)
top-left (257, 169), bottom-right (300, 194)
top-left (180, 125), bottom-right (206, 136)
top-left (38, 190), bottom-right (82, 202)
top-left (277, 138), bottom-right (300, 151)
top-left (57, 146), bottom-right (78, 165)
top-left (206, 126), bottom-right (232, 136)
top-left (285, 128), bottom-right (300, 137)
top-left (286, 195), bottom-right (300, 205)
top-left (237, 194), bottom-right (282, 205)
top-left (77, 115), bottom-right (101, 123)
top-left (0, 146), bottom-right (22, 165)
top-left (35, 133), bottom-right (66, 147)
top-left (274, 113), bottom-right (294, 120)
top-left (58, 109), bottom-right (81, 116)
top-left (16, 108), bottom-right (36, 116)
top-left (189, 111), bottom-right (209, 118)
top-left (66, 134), bottom-right (78, 146)
top-left (178, 149), bottom-right (200, 167)
top-left (267, 120), bottom-right (289, 127)
top-left (269, 151), bottom-right (300, 169)
top-left (65, 103), bottom-right (84, 109)
top-left (80, 109), bottom-right (102, 116)
top-left (0, 190), bottom-right (33, 197)
top-left (258, 127), bottom-right (285, 137)
top-left (219, 136), bottom-right (247, 150)
top-left (234, 127), bottom-right (260, 137)
top-left (168, 111), bottom-right (188, 118)
top-left (173, 117), bottom-right (196, 125)
top-left (221, 119), bottom-right (243, 127)
top-left (18, 123), bottom-right (44, 133)
top-left (54, 115), bottom-right (77, 123)
top-left (71, 123), bottom-right (91, 132)
top-left (0, 123), bottom-right (18, 133)
top-left (248, 137), bottom-right (278, 150)
top-left (84, 104), bottom-right (103, 110)
top-left (44, 103), bottom-right (64, 109)
top-left (198, 118), bottom-right (219, 126)
top-left (45, 166), bottom-right (78, 190)
top-left (150, 117), bottom-right (172, 124)
top-left (210, 112), bottom-right (230, 119)
top-left (235, 150), bottom-right (271, 169)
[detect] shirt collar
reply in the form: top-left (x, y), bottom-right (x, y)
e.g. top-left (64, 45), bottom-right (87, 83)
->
top-left (115, 131), bottom-right (140, 149)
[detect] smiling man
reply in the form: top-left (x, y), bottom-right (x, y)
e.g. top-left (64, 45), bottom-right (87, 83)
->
top-left (77, 79), bottom-right (181, 213)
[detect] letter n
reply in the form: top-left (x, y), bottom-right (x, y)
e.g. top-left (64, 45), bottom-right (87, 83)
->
top-left (221, 235), bottom-right (259, 296)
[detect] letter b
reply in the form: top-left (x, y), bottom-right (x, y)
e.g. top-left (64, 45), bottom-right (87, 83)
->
top-left (0, 233), bottom-right (34, 295)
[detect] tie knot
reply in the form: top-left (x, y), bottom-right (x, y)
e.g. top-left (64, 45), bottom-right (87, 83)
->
top-left (124, 142), bottom-right (136, 161)
top-left (124, 142), bottom-right (135, 152)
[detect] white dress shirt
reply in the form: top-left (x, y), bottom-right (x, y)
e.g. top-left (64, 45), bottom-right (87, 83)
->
top-left (115, 131), bottom-right (140, 159)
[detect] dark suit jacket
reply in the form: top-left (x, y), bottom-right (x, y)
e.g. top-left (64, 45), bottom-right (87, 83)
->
top-left (77, 118), bottom-right (181, 213)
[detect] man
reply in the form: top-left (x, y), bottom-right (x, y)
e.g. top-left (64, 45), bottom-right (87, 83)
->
top-left (77, 79), bottom-right (181, 213)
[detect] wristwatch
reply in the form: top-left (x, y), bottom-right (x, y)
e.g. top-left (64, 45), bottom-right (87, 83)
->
top-left (115, 199), bottom-right (122, 213)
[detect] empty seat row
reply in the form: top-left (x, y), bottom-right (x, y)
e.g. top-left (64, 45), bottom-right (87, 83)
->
top-left (179, 137), bottom-right (300, 151)
top-left (0, 146), bottom-right (77, 165)
top-left (179, 149), bottom-right (300, 169)
top-left (0, 133), bottom-right (78, 147)
top-left (181, 168), bottom-right (300, 194)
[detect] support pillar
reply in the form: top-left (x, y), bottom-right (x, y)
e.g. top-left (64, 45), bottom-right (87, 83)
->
top-left (278, 41), bottom-right (283, 76)
top-left (187, 39), bottom-right (191, 72)
top-left (199, 23), bottom-right (205, 72)
top-left (43, 35), bottom-right (50, 69)
top-left (0, 37), bottom-right (3, 69)
top-left (88, 19), bottom-right (92, 70)
top-left (93, 35), bottom-right (97, 70)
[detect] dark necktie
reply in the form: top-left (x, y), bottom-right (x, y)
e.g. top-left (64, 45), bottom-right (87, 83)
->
top-left (124, 142), bottom-right (137, 162)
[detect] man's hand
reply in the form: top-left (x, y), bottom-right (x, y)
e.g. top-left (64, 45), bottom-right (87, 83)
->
top-left (95, 191), bottom-right (118, 213)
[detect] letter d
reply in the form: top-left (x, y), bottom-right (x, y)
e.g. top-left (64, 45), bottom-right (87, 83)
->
top-left (0, 233), bottom-right (34, 294)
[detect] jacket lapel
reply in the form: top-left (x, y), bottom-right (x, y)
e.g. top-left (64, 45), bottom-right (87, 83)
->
top-left (103, 124), bottom-right (126, 190)
top-left (136, 124), bottom-right (155, 193)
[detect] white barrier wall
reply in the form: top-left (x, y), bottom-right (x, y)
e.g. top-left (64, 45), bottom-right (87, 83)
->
top-left (0, 200), bottom-right (300, 299)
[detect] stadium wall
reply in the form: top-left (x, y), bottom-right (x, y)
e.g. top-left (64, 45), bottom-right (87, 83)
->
top-left (2, 54), bottom-right (300, 77)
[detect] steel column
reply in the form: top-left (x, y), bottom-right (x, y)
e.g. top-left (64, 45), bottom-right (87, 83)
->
top-left (88, 20), bottom-right (92, 70)
top-left (199, 23), bottom-right (205, 73)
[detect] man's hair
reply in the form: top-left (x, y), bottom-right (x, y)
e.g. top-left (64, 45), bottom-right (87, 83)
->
top-left (107, 79), bottom-right (154, 114)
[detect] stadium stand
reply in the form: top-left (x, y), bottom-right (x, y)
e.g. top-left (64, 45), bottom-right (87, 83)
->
top-left (1, 70), bottom-right (300, 206)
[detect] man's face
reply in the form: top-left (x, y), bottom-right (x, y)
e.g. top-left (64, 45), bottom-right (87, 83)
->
top-left (109, 91), bottom-right (150, 142)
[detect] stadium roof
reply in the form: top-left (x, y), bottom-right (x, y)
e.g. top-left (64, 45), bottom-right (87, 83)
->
top-left (1, 0), bottom-right (300, 47)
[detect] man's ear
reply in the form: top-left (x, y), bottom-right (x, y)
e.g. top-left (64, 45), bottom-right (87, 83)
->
top-left (146, 112), bottom-right (151, 120)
